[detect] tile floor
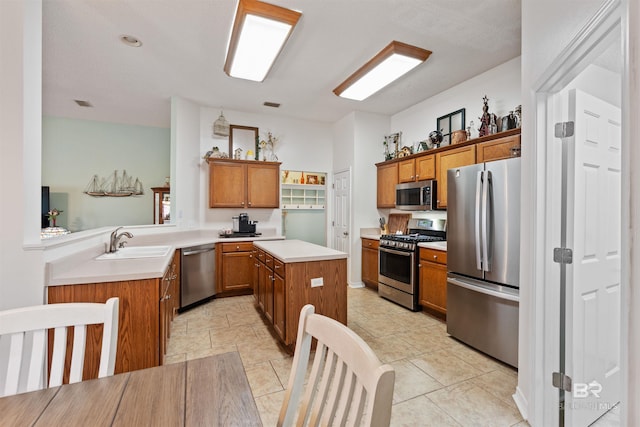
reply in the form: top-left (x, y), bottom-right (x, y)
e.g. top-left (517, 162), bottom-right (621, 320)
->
top-left (166, 286), bottom-right (529, 426)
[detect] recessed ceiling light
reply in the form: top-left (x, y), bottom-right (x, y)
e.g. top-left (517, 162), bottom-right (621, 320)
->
top-left (120, 35), bottom-right (142, 47)
top-left (74, 99), bottom-right (93, 107)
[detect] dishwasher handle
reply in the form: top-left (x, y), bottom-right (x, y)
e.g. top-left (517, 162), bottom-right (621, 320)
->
top-left (182, 247), bottom-right (215, 256)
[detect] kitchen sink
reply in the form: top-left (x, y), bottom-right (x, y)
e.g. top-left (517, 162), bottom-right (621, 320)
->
top-left (96, 245), bottom-right (172, 260)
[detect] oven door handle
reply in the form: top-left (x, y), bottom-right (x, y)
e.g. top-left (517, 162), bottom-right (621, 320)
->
top-left (379, 247), bottom-right (413, 257)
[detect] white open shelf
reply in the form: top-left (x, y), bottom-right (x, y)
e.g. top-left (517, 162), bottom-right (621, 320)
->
top-left (281, 184), bottom-right (326, 210)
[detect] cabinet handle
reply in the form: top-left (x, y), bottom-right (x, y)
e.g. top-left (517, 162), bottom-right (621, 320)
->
top-left (236, 245), bottom-right (240, 250)
top-left (418, 264), bottom-right (422, 268)
top-left (411, 175), bottom-right (414, 179)
top-left (275, 265), bottom-right (280, 269)
top-left (433, 255), bottom-right (438, 260)
top-left (248, 201), bottom-right (252, 206)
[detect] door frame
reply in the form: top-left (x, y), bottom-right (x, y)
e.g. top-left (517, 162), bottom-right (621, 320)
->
top-left (524, 0), bottom-right (632, 425)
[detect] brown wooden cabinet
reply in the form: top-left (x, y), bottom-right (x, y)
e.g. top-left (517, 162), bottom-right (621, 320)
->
top-left (419, 247), bottom-right (448, 318)
top-left (398, 155), bottom-right (435, 183)
top-left (435, 144), bottom-right (476, 209)
top-left (361, 238), bottom-right (379, 289)
top-left (264, 254), bottom-right (274, 323)
top-left (375, 129), bottom-right (521, 211)
top-left (217, 242), bottom-right (254, 294)
top-left (376, 161), bottom-right (398, 208)
top-left (47, 251), bottom-right (181, 378)
top-left (159, 252), bottom-right (180, 364)
top-left (253, 244), bottom-right (347, 348)
top-left (476, 134), bottom-right (521, 163)
top-left (273, 259), bottom-right (286, 341)
top-left (151, 186), bottom-right (171, 224)
top-left (208, 159), bottom-right (280, 208)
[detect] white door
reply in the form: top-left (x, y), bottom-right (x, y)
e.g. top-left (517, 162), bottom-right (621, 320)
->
top-left (332, 170), bottom-right (350, 253)
top-left (565, 89), bottom-right (621, 426)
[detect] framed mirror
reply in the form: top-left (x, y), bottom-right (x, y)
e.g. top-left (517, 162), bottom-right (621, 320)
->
top-left (437, 108), bottom-right (465, 146)
top-left (229, 125), bottom-right (259, 160)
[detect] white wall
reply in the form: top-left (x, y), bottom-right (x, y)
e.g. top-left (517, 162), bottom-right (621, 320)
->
top-left (519, 0), bottom-right (607, 425)
top-left (42, 117), bottom-right (170, 231)
top-left (197, 107), bottom-right (333, 233)
top-left (171, 97), bottom-right (202, 229)
top-left (352, 112), bottom-right (390, 285)
top-left (0, 0), bottom-right (45, 311)
top-left (391, 57), bottom-right (521, 147)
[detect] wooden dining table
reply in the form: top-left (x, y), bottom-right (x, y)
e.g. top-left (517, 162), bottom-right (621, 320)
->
top-left (0, 351), bottom-right (262, 426)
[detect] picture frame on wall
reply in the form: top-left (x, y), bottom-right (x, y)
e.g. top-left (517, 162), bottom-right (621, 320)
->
top-left (437, 108), bottom-right (465, 146)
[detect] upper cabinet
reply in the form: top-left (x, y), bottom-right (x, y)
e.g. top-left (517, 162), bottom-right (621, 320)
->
top-left (376, 162), bottom-right (398, 208)
top-left (208, 159), bottom-right (280, 208)
top-left (476, 134), bottom-right (521, 163)
top-left (376, 129), bottom-right (521, 210)
top-left (398, 154), bottom-right (435, 183)
top-left (435, 144), bottom-right (476, 209)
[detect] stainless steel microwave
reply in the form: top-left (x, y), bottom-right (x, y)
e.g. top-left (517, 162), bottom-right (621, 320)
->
top-left (395, 180), bottom-right (437, 210)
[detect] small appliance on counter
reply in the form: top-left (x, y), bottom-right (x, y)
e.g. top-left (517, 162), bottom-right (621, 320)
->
top-left (220, 213), bottom-right (261, 238)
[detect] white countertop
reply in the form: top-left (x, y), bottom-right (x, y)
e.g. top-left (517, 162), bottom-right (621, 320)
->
top-left (253, 239), bottom-right (347, 263)
top-left (418, 241), bottom-right (447, 251)
top-left (47, 232), bottom-right (285, 286)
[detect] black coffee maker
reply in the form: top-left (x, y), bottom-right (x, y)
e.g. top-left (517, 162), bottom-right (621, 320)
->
top-left (238, 213), bottom-right (257, 233)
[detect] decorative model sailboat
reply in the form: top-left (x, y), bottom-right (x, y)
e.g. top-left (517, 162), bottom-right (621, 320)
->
top-left (83, 170), bottom-right (144, 197)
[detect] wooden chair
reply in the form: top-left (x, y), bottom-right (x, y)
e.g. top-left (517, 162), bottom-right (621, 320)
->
top-left (0, 297), bottom-right (119, 397)
top-left (278, 304), bottom-right (395, 427)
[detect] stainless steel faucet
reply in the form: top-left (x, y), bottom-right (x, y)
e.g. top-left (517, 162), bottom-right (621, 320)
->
top-left (108, 227), bottom-right (134, 253)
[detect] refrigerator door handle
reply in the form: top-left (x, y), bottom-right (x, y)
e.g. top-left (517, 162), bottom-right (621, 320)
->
top-left (448, 277), bottom-right (519, 303)
top-left (482, 170), bottom-right (491, 271)
top-left (475, 170), bottom-right (483, 270)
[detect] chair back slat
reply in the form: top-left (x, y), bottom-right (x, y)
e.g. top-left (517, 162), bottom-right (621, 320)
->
top-left (333, 367), bottom-right (356, 426)
top-left (4, 333), bottom-right (25, 396)
top-left (26, 329), bottom-right (46, 392)
top-left (49, 326), bottom-right (68, 387)
top-left (0, 298), bottom-right (119, 397)
top-left (278, 304), bottom-right (395, 427)
top-left (69, 324), bottom-right (87, 384)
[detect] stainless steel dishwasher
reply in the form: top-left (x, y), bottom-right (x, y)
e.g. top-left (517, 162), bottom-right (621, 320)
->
top-left (181, 243), bottom-right (216, 310)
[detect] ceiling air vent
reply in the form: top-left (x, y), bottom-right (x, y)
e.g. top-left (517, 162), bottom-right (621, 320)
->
top-left (74, 100), bottom-right (93, 107)
top-left (263, 102), bottom-right (280, 108)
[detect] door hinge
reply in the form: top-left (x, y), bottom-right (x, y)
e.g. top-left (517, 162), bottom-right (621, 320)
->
top-left (554, 121), bottom-right (574, 138)
top-left (552, 372), bottom-right (572, 392)
top-left (553, 247), bottom-right (573, 264)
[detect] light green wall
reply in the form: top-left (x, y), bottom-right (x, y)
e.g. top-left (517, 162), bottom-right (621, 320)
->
top-left (42, 117), bottom-right (170, 231)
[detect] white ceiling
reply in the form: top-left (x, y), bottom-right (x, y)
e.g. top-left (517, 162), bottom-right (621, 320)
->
top-left (42, 0), bottom-right (522, 128)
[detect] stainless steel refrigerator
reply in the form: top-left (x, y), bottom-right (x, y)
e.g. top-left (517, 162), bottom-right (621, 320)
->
top-left (446, 157), bottom-right (520, 367)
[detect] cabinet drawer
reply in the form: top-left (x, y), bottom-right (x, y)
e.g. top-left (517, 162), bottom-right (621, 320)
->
top-left (221, 242), bottom-right (254, 252)
top-left (265, 254), bottom-right (274, 267)
top-left (273, 259), bottom-right (285, 275)
top-left (420, 248), bottom-right (447, 265)
top-left (361, 238), bottom-right (379, 250)
top-left (257, 249), bottom-right (265, 262)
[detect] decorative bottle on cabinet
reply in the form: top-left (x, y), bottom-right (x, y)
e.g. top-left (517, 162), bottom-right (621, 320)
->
top-left (300, 173), bottom-right (305, 184)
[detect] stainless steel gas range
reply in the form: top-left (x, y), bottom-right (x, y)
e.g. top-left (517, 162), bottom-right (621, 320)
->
top-left (378, 218), bottom-right (446, 311)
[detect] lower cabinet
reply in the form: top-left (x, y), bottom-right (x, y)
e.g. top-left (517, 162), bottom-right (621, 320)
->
top-left (264, 254), bottom-right (274, 323)
top-left (419, 247), bottom-right (448, 318)
top-left (217, 242), bottom-right (254, 294)
top-left (361, 238), bottom-right (379, 289)
top-left (159, 251), bottom-right (180, 364)
top-left (273, 259), bottom-right (286, 341)
top-left (47, 251), bottom-right (181, 380)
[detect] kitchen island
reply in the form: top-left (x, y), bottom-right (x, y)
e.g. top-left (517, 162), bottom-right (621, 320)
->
top-left (253, 240), bottom-right (347, 348)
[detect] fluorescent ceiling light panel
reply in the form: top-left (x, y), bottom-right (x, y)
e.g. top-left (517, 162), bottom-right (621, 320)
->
top-left (334, 41), bottom-right (432, 101)
top-left (225, 0), bottom-right (301, 82)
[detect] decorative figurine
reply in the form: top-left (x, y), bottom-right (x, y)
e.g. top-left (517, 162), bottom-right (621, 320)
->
top-left (478, 95), bottom-right (497, 137)
top-left (234, 147), bottom-right (243, 160)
